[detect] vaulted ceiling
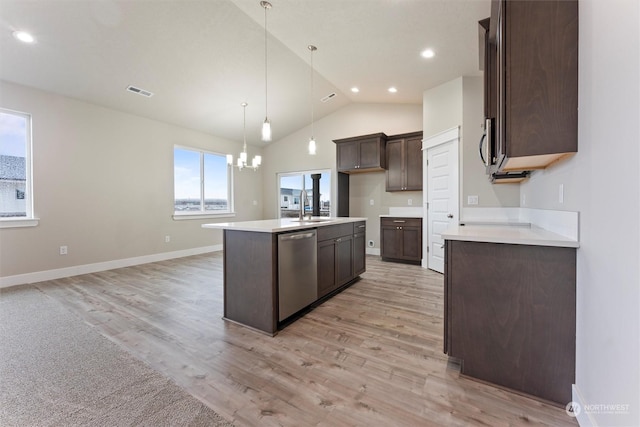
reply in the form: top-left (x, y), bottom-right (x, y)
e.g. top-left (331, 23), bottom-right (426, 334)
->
top-left (0, 0), bottom-right (490, 145)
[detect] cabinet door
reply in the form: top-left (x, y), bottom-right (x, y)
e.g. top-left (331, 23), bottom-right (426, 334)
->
top-left (317, 239), bottom-right (337, 297)
top-left (358, 138), bottom-right (382, 169)
top-left (401, 226), bottom-right (422, 261)
top-left (353, 232), bottom-right (366, 276)
top-left (336, 141), bottom-right (359, 171)
top-left (335, 235), bottom-right (354, 287)
top-left (385, 139), bottom-right (404, 191)
top-left (381, 225), bottom-right (400, 259)
top-left (404, 136), bottom-right (423, 191)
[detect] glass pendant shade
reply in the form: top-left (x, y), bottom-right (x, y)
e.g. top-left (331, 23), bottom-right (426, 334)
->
top-left (308, 138), bottom-right (317, 155)
top-left (262, 119), bottom-right (272, 142)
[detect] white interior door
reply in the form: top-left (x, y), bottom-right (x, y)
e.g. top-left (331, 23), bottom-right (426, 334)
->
top-left (425, 140), bottom-right (458, 273)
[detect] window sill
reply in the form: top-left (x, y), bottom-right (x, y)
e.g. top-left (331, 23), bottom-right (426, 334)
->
top-left (173, 212), bottom-right (236, 221)
top-left (0, 217), bottom-right (40, 229)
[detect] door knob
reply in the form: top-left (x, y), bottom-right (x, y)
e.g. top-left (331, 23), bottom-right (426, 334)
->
top-left (447, 213), bottom-right (453, 218)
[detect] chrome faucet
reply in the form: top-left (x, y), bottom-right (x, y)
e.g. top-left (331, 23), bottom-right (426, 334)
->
top-left (299, 189), bottom-right (310, 220)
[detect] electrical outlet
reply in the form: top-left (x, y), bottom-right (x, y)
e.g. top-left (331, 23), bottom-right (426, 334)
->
top-left (367, 240), bottom-right (375, 247)
top-left (253, 200), bottom-right (257, 206)
top-left (522, 194), bottom-right (526, 206)
top-left (370, 199), bottom-right (374, 206)
top-left (408, 199), bottom-right (413, 206)
top-left (59, 246), bottom-right (68, 255)
top-left (467, 195), bottom-right (479, 205)
top-left (165, 235), bottom-right (171, 243)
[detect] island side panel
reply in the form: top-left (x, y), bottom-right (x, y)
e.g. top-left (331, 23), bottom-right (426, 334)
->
top-left (449, 240), bottom-right (576, 405)
top-left (223, 229), bottom-right (277, 335)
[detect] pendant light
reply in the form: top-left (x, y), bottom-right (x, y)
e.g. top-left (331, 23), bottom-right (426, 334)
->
top-left (307, 45), bottom-right (317, 155)
top-left (227, 103), bottom-right (261, 171)
top-left (260, 1), bottom-right (272, 142)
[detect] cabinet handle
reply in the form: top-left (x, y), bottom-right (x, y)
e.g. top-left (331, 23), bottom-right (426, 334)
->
top-left (358, 225), bottom-right (365, 228)
top-left (393, 220), bottom-right (406, 223)
top-left (335, 238), bottom-right (342, 242)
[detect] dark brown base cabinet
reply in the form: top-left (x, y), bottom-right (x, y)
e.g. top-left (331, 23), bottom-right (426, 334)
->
top-left (380, 217), bottom-right (422, 264)
top-left (444, 240), bottom-right (576, 405)
top-left (222, 222), bottom-right (366, 335)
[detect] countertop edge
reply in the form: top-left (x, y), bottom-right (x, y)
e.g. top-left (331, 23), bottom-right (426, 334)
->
top-left (202, 217), bottom-right (367, 233)
top-left (442, 225), bottom-right (580, 248)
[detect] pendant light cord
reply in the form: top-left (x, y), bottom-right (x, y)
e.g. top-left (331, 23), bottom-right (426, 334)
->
top-left (264, 4), bottom-right (268, 119)
top-left (310, 47), bottom-right (314, 139)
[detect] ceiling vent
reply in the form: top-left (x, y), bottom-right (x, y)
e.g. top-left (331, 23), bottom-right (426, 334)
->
top-left (321, 92), bottom-right (336, 103)
top-left (126, 85), bottom-right (154, 97)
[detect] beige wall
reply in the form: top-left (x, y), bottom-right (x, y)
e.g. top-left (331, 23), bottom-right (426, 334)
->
top-left (422, 76), bottom-right (519, 210)
top-left (261, 103), bottom-right (423, 250)
top-left (0, 81), bottom-right (263, 279)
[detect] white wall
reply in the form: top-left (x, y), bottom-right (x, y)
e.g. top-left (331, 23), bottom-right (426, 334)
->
top-left (0, 81), bottom-right (263, 280)
top-left (261, 103), bottom-right (423, 250)
top-left (521, 1), bottom-right (640, 425)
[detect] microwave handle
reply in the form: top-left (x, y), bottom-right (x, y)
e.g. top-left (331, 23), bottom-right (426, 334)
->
top-left (479, 132), bottom-right (487, 165)
top-left (485, 118), bottom-right (493, 167)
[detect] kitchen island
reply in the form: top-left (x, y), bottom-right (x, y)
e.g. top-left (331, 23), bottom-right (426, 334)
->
top-left (202, 217), bottom-right (367, 335)
top-left (442, 223), bottom-right (579, 405)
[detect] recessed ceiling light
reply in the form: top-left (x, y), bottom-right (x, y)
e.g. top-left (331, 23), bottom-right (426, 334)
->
top-left (351, 87), bottom-right (359, 93)
top-left (12, 30), bottom-right (36, 44)
top-left (421, 48), bottom-right (435, 59)
top-left (388, 87), bottom-right (398, 93)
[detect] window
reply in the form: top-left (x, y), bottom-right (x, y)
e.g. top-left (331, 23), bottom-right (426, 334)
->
top-left (277, 170), bottom-right (331, 218)
top-left (173, 146), bottom-right (233, 217)
top-left (0, 108), bottom-right (33, 222)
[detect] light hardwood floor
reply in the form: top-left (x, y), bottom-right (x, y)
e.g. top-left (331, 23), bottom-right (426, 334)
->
top-left (36, 253), bottom-right (577, 427)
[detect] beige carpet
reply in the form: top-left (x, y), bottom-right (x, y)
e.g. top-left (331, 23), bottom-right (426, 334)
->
top-left (0, 285), bottom-right (234, 427)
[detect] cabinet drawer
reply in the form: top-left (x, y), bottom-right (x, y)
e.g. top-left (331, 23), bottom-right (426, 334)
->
top-left (317, 223), bottom-right (353, 242)
top-left (353, 221), bottom-right (366, 234)
top-left (380, 217), bottom-right (422, 228)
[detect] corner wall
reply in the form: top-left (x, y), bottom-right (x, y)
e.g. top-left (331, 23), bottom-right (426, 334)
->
top-left (0, 81), bottom-right (263, 281)
top-left (520, 1), bottom-right (640, 425)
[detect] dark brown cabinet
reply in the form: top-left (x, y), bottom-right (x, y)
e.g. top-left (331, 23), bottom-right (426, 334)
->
top-left (482, 0), bottom-right (578, 178)
top-left (352, 221), bottom-right (366, 276)
top-left (380, 217), bottom-right (422, 264)
top-left (385, 131), bottom-right (423, 192)
top-left (317, 223), bottom-right (355, 298)
top-left (334, 133), bottom-right (387, 173)
top-left (221, 220), bottom-right (367, 336)
top-left (444, 239), bottom-right (576, 404)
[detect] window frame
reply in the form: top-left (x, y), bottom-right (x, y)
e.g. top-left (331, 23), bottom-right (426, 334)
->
top-left (172, 145), bottom-right (235, 220)
top-left (0, 108), bottom-right (37, 228)
top-left (276, 169), bottom-right (332, 219)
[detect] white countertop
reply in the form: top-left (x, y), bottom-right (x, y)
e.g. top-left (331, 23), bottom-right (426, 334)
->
top-left (202, 217), bottom-right (367, 233)
top-left (442, 224), bottom-right (579, 248)
top-left (379, 214), bottom-right (422, 218)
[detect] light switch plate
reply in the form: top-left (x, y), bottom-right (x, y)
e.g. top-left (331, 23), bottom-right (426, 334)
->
top-left (468, 195), bottom-right (479, 205)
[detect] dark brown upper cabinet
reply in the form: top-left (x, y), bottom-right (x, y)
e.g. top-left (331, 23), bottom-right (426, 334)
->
top-left (482, 0), bottom-right (578, 177)
top-left (385, 131), bottom-right (423, 192)
top-left (334, 133), bottom-right (387, 173)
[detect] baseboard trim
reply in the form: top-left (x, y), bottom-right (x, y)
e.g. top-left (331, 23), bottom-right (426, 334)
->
top-left (572, 384), bottom-right (597, 426)
top-left (0, 245), bottom-right (223, 289)
top-left (366, 248), bottom-right (380, 256)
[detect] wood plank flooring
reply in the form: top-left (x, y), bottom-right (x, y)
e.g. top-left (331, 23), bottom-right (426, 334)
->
top-left (35, 253), bottom-right (577, 427)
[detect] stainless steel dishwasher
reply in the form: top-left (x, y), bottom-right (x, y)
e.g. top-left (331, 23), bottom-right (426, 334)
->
top-left (278, 230), bottom-right (318, 321)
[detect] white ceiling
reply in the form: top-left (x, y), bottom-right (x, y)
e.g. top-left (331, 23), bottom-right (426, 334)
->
top-left (0, 0), bottom-right (490, 145)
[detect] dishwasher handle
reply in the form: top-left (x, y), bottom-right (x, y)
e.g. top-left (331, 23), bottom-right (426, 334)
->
top-left (280, 232), bottom-right (315, 241)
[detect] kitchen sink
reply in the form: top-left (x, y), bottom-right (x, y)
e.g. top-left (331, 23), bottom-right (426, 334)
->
top-left (290, 218), bottom-right (333, 223)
